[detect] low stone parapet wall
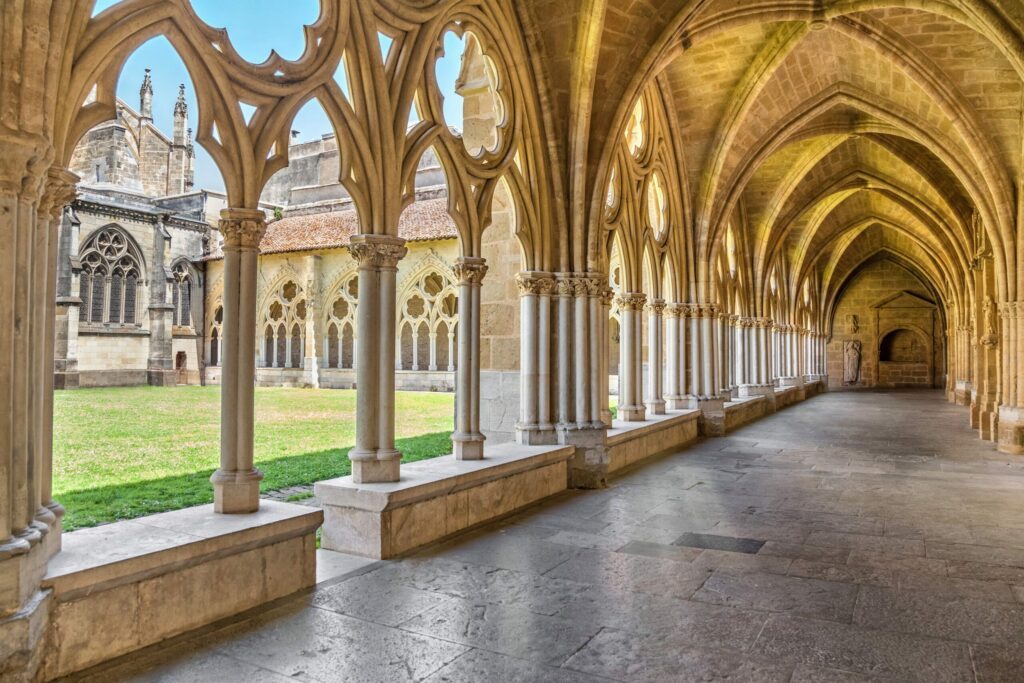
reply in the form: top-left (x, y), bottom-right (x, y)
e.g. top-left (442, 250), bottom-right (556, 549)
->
top-left (607, 410), bottom-right (701, 474)
top-left (41, 501), bottom-right (321, 679)
top-left (724, 396), bottom-right (767, 431)
top-left (315, 443), bottom-right (574, 559)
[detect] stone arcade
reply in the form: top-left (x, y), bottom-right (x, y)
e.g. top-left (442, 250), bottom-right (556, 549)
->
top-left (5, 1), bottom-right (1024, 680)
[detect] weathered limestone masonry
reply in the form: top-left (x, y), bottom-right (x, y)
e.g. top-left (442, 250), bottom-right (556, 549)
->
top-left (8, 0), bottom-right (1024, 677)
top-left (56, 73), bottom-right (207, 389)
top-left (827, 259), bottom-right (945, 390)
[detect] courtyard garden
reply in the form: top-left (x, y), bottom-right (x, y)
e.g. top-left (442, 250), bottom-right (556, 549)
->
top-left (53, 386), bottom-right (455, 530)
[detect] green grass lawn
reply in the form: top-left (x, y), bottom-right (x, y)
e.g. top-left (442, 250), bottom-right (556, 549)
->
top-left (54, 386), bottom-right (455, 531)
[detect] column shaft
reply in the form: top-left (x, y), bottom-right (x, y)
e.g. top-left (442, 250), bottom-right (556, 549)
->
top-left (453, 257), bottom-right (487, 460)
top-left (211, 209), bottom-right (265, 513)
top-left (348, 235), bottom-right (407, 482)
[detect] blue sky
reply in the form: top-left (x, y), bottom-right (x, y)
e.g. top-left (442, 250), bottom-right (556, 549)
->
top-left (94, 0), bottom-right (464, 192)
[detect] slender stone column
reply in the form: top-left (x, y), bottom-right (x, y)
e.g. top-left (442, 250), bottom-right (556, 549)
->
top-left (346, 235), bottom-right (407, 482)
top-left (589, 281), bottom-right (605, 426)
top-left (645, 299), bottom-right (666, 415)
top-left (555, 275), bottom-right (610, 489)
top-left (556, 276), bottom-right (573, 427)
top-left (599, 287), bottom-right (615, 425)
top-left (303, 255), bottom-right (321, 388)
top-left (664, 304), bottom-right (687, 410)
top-left (689, 306), bottom-right (702, 397)
top-left (35, 169), bottom-right (77, 543)
top-left (211, 209), bottom-right (265, 512)
top-left (574, 278), bottom-right (592, 427)
top-left (733, 317), bottom-right (745, 388)
top-left (516, 273), bottom-right (540, 441)
top-left (998, 302), bottom-right (1024, 453)
top-left (453, 257), bottom-right (487, 459)
top-left (616, 292), bottom-right (647, 421)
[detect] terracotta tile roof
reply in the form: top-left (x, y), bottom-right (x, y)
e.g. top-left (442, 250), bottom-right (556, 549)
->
top-left (204, 197), bottom-right (457, 259)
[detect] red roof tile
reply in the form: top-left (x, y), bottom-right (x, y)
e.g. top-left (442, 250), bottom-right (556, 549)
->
top-left (205, 197), bottom-right (457, 259)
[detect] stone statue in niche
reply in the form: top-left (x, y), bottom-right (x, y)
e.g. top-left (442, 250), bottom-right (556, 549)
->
top-left (844, 340), bottom-right (862, 385)
top-left (846, 314), bottom-right (859, 334)
top-left (982, 296), bottom-right (999, 348)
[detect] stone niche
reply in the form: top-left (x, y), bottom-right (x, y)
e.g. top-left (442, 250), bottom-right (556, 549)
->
top-left (827, 259), bottom-right (944, 389)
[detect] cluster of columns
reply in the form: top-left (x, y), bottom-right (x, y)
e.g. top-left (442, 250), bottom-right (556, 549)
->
top-left (604, 301), bottom-right (829, 431)
top-left (0, 137), bottom-right (76, 645)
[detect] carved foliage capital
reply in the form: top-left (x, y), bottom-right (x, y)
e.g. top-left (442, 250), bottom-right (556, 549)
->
top-left (0, 130), bottom-right (52, 198)
top-left (454, 257), bottom-right (488, 285)
top-left (39, 167), bottom-right (80, 219)
top-left (615, 292), bottom-right (647, 311)
top-left (349, 235), bottom-right (408, 269)
top-left (664, 303), bottom-right (687, 318)
top-left (645, 299), bottom-right (666, 315)
top-left (219, 209), bottom-right (267, 249)
top-left (516, 272), bottom-right (555, 296)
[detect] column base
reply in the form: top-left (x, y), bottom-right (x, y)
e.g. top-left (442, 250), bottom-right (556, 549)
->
top-left (779, 376), bottom-right (804, 388)
top-left (350, 452), bottom-right (401, 484)
top-left (645, 400), bottom-right (666, 415)
top-left (211, 468), bottom-right (263, 513)
top-left (453, 433), bottom-right (485, 460)
top-left (618, 404), bottom-right (646, 421)
top-left (739, 384), bottom-right (777, 413)
top-left (558, 426), bottom-right (609, 489)
top-left (665, 396), bottom-right (689, 411)
top-left (0, 590), bottom-right (50, 682)
top-left (516, 425), bottom-right (558, 446)
top-left (695, 397), bottom-right (726, 436)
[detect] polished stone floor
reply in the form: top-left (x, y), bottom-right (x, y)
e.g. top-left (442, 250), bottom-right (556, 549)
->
top-left (83, 391), bottom-right (1024, 682)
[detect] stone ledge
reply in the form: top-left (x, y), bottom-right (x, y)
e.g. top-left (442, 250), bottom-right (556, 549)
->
top-left (315, 443), bottom-right (574, 559)
top-left (607, 410), bottom-right (700, 474)
top-left (724, 395), bottom-right (767, 431)
top-left (41, 501), bottom-right (322, 678)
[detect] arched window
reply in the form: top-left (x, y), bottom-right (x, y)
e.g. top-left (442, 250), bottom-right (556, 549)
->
top-left (208, 304), bottom-right (223, 366)
top-left (172, 262), bottom-right (193, 328)
top-left (210, 327), bottom-right (219, 367)
top-left (78, 226), bottom-right (144, 325)
top-left (259, 279), bottom-right (306, 368)
top-left (325, 275), bottom-right (358, 370)
top-left (398, 269), bottom-right (458, 371)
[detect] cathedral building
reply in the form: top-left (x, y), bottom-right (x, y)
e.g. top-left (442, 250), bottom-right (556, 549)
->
top-left (57, 71), bottom-right (213, 387)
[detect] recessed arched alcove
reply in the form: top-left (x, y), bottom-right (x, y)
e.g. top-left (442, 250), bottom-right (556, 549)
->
top-left (878, 327), bottom-right (933, 387)
top-left (827, 258), bottom-right (944, 390)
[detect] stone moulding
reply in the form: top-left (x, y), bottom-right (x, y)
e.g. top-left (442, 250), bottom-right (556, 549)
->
top-left (315, 443), bottom-right (575, 559)
top-left (40, 501), bottom-right (322, 679)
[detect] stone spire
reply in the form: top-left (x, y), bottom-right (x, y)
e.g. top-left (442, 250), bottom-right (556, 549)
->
top-left (173, 83), bottom-right (187, 145)
top-left (140, 68), bottom-right (154, 120)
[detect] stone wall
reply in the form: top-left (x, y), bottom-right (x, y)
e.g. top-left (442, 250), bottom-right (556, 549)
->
top-left (205, 238), bottom-right (461, 392)
top-left (479, 183), bottom-right (524, 445)
top-left (827, 259), bottom-right (944, 389)
top-left (59, 208), bottom-right (207, 388)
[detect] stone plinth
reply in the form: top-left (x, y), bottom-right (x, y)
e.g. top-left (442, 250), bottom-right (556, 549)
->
top-left (315, 443), bottom-right (574, 559)
top-left (41, 501), bottom-right (321, 679)
top-left (606, 410), bottom-right (699, 474)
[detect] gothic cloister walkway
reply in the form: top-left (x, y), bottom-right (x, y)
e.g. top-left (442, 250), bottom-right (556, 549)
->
top-left (83, 392), bottom-right (1024, 682)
